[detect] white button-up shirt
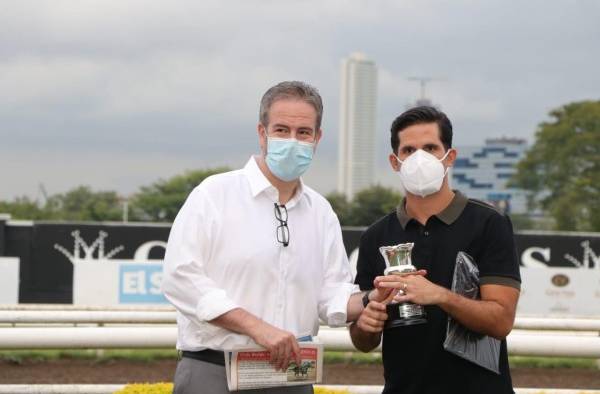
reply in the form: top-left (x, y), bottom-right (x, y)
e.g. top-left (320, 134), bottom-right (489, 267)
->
top-left (162, 156), bottom-right (359, 351)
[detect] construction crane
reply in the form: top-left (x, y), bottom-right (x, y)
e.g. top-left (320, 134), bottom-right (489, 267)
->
top-left (37, 183), bottom-right (49, 205)
top-left (407, 76), bottom-right (444, 107)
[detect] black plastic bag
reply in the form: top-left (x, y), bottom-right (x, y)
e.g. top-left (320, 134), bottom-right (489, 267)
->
top-left (443, 251), bottom-right (501, 374)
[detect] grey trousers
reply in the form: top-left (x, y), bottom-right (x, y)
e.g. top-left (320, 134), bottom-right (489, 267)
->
top-left (173, 357), bottom-right (314, 394)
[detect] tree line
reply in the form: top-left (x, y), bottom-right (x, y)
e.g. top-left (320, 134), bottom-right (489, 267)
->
top-left (0, 173), bottom-right (401, 227)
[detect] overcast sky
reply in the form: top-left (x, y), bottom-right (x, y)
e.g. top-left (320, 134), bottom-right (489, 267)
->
top-left (1, 0), bottom-right (599, 201)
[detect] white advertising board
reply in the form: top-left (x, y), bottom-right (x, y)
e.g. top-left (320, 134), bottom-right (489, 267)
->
top-left (0, 257), bottom-right (19, 304)
top-left (72, 259), bottom-right (167, 306)
top-left (518, 267), bottom-right (600, 316)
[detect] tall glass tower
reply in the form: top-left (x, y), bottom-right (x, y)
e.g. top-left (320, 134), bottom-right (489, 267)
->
top-left (337, 52), bottom-right (378, 200)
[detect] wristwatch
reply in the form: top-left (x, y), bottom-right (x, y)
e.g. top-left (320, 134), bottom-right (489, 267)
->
top-left (362, 290), bottom-right (372, 308)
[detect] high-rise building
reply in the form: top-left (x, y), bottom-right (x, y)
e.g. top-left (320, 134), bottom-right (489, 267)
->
top-left (451, 138), bottom-right (530, 214)
top-left (337, 52), bottom-right (378, 200)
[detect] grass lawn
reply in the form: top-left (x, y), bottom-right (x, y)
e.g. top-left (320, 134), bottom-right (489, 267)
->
top-left (0, 349), bottom-right (598, 369)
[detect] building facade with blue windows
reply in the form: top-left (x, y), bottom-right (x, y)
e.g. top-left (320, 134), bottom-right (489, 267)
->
top-left (451, 138), bottom-right (530, 214)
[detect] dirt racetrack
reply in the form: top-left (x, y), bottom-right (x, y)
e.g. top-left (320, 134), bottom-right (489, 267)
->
top-left (1, 359), bottom-right (600, 389)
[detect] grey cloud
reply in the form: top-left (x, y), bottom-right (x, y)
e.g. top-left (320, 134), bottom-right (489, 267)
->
top-left (1, 0), bottom-right (599, 200)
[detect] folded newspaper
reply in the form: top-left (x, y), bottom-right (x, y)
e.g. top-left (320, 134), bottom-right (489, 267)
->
top-left (224, 342), bottom-right (324, 391)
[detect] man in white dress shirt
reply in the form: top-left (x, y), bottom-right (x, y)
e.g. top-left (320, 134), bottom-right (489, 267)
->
top-left (162, 81), bottom-right (370, 394)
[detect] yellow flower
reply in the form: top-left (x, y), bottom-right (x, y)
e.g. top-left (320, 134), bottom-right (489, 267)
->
top-left (113, 383), bottom-right (173, 394)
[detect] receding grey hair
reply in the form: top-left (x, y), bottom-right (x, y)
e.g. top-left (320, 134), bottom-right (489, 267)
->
top-left (259, 81), bottom-right (323, 129)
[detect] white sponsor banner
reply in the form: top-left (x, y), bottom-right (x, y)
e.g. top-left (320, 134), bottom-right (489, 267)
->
top-left (0, 257), bottom-right (19, 304)
top-left (518, 237), bottom-right (600, 316)
top-left (518, 267), bottom-right (600, 316)
top-left (72, 259), bottom-right (167, 306)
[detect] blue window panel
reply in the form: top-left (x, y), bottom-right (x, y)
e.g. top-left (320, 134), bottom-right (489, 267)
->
top-left (473, 147), bottom-right (507, 158)
top-left (494, 162), bottom-right (514, 168)
top-left (488, 193), bottom-right (512, 200)
top-left (472, 147), bottom-right (520, 159)
top-left (452, 173), bottom-right (493, 188)
top-left (454, 158), bottom-right (478, 168)
top-left (497, 173), bottom-right (513, 179)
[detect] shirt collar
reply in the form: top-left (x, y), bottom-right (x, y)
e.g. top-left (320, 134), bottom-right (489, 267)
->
top-left (243, 156), bottom-right (312, 207)
top-left (396, 190), bottom-right (468, 229)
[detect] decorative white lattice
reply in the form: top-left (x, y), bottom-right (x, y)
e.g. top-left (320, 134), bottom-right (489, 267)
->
top-left (54, 230), bottom-right (125, 263)
top-left (564, 240), bottom-right (600, 269)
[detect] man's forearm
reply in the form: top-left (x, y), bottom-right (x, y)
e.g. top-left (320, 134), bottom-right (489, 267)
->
top-left (210, 307), bottom-right (263, 338)
top-left (437, 286), bottom-right (519, 339)
top-left (211, 308), bottom-right (302, 371)
top-left (348, 291), bottom-right (387, 353)
top-left (349, 322), bottom-right (382, 352)
top-left (346, 292), bottom-right (365, 322)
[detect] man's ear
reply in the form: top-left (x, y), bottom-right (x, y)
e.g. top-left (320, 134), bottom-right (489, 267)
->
top-left (445, 148), bottom-right (457, 167)
top-left (389, 153), bottom-right (400, 172)
top-left (257, 123), bottom-right (268, 155)
top-left (257, 122), bottom-right (266, 137)
top-left (313, 128), bottom-right (323, 151)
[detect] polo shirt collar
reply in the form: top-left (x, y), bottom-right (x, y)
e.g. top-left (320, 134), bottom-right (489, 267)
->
top-left (396, 190), bottom-right (468, 229)
top-left (243, 156), bottom-right (312, 207)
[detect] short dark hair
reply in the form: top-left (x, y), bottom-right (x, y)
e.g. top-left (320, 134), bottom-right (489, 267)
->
top-left (259, 81), bottom-right (323, 129)
top-left (390, 106), bottom-right (453, 153)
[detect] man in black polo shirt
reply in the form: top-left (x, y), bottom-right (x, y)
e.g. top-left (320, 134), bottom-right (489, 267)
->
top-left (349, 106), bottom-right (521, 394)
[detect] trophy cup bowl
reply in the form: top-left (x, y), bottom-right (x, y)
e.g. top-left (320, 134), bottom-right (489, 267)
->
top-left (379, 242), bottom-right (427, 329)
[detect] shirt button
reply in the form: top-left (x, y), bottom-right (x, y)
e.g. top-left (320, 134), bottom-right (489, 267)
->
top-left (424, 231), bottom-right (429, 236)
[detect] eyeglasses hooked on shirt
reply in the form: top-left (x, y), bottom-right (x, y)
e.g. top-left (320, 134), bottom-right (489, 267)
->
top-left (274, 203), bottom-right (289, 247)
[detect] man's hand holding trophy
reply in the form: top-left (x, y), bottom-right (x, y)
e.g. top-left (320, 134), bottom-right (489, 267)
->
top-left (357, 242), bottom-right (451, 333)
top-left (376, 243), bottom-right (428, 329)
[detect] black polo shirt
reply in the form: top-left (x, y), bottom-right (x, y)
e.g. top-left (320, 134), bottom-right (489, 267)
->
top-left (355, 191), bottom-right (521, 394)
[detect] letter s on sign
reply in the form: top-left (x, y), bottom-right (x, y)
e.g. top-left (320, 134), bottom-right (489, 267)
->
top-left (521, 247), bottom-right (550, 267)
top-left (134, 241), bottom-right (167, 261)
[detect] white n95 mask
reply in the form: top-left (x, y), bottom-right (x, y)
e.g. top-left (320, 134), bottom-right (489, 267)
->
top-left (395, 149), bottom-right (451, 198)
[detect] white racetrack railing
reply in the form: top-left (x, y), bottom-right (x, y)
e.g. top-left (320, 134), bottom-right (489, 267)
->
top-left (2, 309), bottom-right (600, 331)
top-left (1, 307), bottom-right (600, 357)
top-left (1, 326), bottom-right (600, 358)
top-left (0, 310), bottom-right (177, 324)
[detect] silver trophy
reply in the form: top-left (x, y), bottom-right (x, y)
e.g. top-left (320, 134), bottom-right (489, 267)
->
top-left (379, 242), bottom-right (427, 328)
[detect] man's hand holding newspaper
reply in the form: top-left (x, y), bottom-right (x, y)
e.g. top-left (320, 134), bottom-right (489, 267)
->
top-left (248, 322), bottom-right (302, 371)
top-left (224, 342), bottom-right (324, 391)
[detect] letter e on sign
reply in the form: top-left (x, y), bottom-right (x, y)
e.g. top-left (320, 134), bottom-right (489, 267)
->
top-left (119, 264), bottom-right (168, 304)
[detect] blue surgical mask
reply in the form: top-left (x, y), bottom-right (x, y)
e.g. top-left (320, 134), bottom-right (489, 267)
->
top-left (265, 137), bottom-right (315, 181)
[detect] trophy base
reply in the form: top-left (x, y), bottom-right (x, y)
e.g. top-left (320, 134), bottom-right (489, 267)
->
top-left (384, 316), bottom-right (427, 329)
top-left (384, 302), bottom-right (427, 329)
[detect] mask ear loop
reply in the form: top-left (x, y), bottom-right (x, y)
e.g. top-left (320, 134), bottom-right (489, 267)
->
top-left (439, 149), bottom-right (452, 162)
top-left (261, 127), bottom-right (269, 157)
top-left (440, 149), bottom-right (453, 177)
top-left (392, 154), bottom-right (403, 172)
